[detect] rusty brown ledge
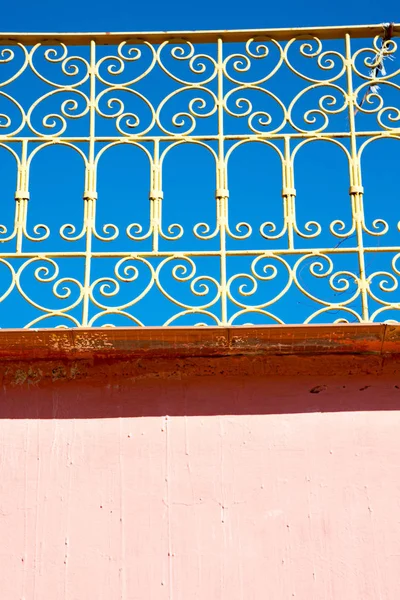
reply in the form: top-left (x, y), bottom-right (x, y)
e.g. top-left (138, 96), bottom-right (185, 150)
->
top-left (0, 323), bottom-right (398, 363)
top-left (0, 324), bottom-right (399, 384)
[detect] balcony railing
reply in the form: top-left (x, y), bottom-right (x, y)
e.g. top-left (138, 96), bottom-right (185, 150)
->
top-left (0, 24), bottom-right (399, 328)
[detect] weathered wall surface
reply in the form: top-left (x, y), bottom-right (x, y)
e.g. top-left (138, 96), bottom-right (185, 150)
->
top-left (1, 370), bottom-right (400, 600)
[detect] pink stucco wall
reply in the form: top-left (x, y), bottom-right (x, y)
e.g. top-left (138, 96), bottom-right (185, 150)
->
top-left (1, 373), bottom-right (400, 599)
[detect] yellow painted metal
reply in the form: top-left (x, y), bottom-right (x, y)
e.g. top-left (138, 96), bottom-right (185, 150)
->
top-left (0, 25), bottom-right (398, 327)
top-left (0, 24), bottom-right (399, 44)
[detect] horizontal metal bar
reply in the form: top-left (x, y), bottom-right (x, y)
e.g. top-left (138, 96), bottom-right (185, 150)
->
top-left (0, 247), bottom-right (397, 259)
top-left (0, 132), bottom-right (398, 144)
top-left (0, 23), bottom-right (398, 46)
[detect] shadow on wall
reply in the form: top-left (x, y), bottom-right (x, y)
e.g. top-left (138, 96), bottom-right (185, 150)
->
top-left (1, 364), bottom-right (400, 419)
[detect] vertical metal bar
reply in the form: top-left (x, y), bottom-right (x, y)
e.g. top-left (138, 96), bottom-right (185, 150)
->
top-left (151, 139), bottom-right (160, 253)
top-left (15, 140), bottom-right (29, 254)
top-left (216, 37), bottom-right (228, 326)
top-left (82, 39), bottom-right (96, 327)
top-left (345, 33), bottom-right (369, 321)
top-left (283, 136), bottom-right (295, 251)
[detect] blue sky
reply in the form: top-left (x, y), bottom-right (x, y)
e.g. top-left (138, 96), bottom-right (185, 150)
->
top-left (0, 2), bottom-right (399, 328)
top-left (1, 0), bottom-right (398, 33)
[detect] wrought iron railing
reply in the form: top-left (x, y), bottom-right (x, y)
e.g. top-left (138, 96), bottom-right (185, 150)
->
top-left (0, 24), bottom-right (399, 327)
